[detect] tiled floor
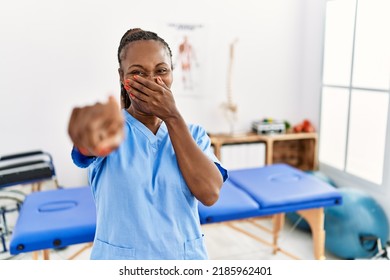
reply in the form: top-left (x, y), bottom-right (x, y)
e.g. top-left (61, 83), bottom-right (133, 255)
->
top-left (4, 217), bottom-right (342, 260)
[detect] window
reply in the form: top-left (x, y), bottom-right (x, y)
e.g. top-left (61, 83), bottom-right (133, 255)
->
top-left (319, 0), bottom-right (390, 185)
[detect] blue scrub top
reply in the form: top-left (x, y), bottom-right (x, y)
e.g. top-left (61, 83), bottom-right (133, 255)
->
top-left (72, 110), bottom-right (228, 260)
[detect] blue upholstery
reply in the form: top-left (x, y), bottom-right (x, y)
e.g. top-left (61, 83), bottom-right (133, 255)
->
top-left (198, 180), bottom-right (260, 223)
top-left (1, 150), bottom-right (58, 256)
top-left (10, 186), bottom-right (96, 255)
top-left (199, 164), bottom-right (342, 224)
top-left (9, 164), bottom-right (342, 258)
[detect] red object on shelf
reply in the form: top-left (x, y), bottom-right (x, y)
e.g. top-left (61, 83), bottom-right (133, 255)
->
top-left (294, 119), bottom-right (315, 133)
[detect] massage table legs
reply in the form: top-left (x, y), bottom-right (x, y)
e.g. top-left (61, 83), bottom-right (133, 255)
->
top-left (272, 214), bottom-right (285, 254)
top-left (32, 250), bottom-right (50, 260)
top-left (30, 243), bottom-right (93, 260)
top-left (271, 208), bottom-right (326, 260)
top-left (297, 208), bottom-right (326, 260)
top-left (221, 208), bottom-right (326, 260)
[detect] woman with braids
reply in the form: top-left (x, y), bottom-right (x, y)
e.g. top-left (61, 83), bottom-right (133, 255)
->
top-left (68, 28), bottom-right (228, 260)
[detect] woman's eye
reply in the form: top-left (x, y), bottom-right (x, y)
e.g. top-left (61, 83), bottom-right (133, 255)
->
top-left (157, 68), bottom-right (168, 74)
top-left (131, 71), bottom-right (145, 76)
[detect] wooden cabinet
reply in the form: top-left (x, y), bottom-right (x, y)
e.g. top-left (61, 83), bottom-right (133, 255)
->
top-left (208, 132), bottom-right (318, 171)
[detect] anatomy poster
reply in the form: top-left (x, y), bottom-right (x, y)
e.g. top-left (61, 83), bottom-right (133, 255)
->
top-left (163, 23), bottom-right (206, 96)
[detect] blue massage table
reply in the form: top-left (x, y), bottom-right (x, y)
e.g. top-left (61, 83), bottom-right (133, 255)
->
top-left (10, 186), bottom-right (96, 259)
top-left (9, 164), bottom-right (342, 260)
top-left (199, 164), bottom-right (342, 260)
top-left (0, 150), bottom-right (59, 257)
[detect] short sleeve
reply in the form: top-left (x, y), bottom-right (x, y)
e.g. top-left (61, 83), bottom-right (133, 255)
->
top-left (71, 146), bottom-right (97, 168)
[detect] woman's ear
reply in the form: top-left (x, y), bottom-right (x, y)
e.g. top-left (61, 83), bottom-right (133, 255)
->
top-left (118, 68), bottom-right (124, 84)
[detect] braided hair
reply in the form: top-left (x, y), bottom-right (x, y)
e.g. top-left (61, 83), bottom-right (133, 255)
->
top-left (117, 28), bottom-right (173, 109)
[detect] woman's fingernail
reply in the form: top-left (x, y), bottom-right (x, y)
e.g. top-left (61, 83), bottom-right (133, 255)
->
top-left (97, 147), bottom-right (111, 156)
top-left (133, 75), bottom-right (138, 80)
top-left (130, 93), bottom-right (135, 98)
top-left (78, 147), bottom-right (89, 155)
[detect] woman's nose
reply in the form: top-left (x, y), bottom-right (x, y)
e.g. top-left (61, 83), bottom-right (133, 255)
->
top-left (146, 73), bottom-right (155, 80)
top-left (145, 73), bottom-right (160, 82)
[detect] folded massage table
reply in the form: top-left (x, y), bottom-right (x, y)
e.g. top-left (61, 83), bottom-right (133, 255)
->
top-left (9, 164), bottom-right (342, 260)
top-left (198, 163), bottom-right (342, 260)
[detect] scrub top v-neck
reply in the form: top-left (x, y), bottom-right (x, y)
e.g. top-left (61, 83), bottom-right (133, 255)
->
top-left (72, 109), bottom-right (227, 260)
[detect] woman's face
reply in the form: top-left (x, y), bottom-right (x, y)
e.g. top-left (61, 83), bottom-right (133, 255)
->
top-left (119, 40), bottom-right (173, 89)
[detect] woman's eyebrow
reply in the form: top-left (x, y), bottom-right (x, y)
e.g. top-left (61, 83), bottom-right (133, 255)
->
top-left (127, 64), bottom-right (145, 70)
top-left (156, 62), bottom-right (169, 67)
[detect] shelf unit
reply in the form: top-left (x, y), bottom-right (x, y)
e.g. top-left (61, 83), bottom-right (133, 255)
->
top-left (208, 132), bottom-right (318, 171)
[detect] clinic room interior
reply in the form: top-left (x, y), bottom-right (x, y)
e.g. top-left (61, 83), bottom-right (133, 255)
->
top-left (1, 0), bottom-right (389, 261)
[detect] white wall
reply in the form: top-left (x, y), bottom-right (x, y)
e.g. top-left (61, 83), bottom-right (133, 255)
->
top-left (0, 0), bottom-right (324, 187)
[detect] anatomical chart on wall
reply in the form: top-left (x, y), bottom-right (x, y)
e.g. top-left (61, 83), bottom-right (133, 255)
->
top-left (163, 23), bottom-right (206, 97)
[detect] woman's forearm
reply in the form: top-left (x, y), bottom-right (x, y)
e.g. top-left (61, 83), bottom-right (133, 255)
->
top-left (165, 115), bottom-right (223, 206)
